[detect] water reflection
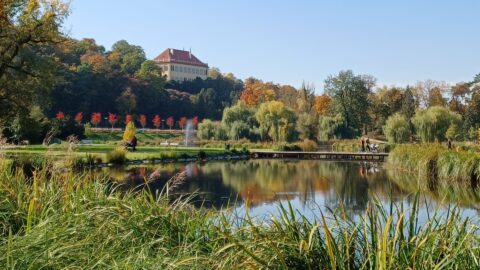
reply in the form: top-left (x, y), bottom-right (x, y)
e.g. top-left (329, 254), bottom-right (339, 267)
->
top-left (102, 160), bottom-right (415, 217)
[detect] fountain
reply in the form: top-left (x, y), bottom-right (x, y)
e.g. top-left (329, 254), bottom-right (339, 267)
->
top-left (183, 119), bottom-right (195, 146)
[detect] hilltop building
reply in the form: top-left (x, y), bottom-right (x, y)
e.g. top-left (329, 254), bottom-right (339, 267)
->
top-left (153, 48), bottom-right (208, 81)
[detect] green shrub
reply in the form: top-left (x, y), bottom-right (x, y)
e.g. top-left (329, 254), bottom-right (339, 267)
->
top-left (106, 148), bottom-right (127, 164)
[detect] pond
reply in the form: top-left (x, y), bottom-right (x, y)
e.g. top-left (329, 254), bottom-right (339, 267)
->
top-left (101, 159), bottom-right (480, 223)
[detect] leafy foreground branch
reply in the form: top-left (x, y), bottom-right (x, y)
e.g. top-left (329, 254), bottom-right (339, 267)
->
top-left (0, 160), bottom-right (479, 269)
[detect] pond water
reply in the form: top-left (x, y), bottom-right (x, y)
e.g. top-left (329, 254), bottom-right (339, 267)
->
top-left (101, 159), bottom-right (480, 223)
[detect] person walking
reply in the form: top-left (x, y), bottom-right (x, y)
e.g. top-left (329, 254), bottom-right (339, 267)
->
top-left (366, 137), bottom-right (371, 152)
top-left (447, 138), bottom-right (452, 150)
top-left (361, 138), bottom-right (365, 152)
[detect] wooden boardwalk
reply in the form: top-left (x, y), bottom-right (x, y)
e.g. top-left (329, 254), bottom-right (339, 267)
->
top-left (251, 151), bottom-right (388, 162)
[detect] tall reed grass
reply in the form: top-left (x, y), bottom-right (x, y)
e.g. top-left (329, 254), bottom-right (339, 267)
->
top-left (387, 144), bottom-right (480, 191)
top-left (0, 159), bottom-right (479, 269)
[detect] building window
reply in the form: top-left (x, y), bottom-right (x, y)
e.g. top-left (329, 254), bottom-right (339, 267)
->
top-left (171, 65), bottom-right (175, 71)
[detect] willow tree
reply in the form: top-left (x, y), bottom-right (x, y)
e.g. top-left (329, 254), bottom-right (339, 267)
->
top-left (255, 101), bottom-right (297, 142)
top-left (412, 106), bottom-right (461, 142)
top-left (383, 113), bottom-right (411, 143)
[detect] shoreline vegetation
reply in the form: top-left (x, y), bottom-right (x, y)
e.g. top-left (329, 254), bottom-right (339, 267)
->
top-left (387, 144), bottom-right (480, 191)
top-left (0, 160), bottom-right (479, 269)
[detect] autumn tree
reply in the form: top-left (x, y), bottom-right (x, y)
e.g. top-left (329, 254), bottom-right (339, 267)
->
top-left (166, 116), bottom-right (174, 130)
top-left (74, 112), bottom-right (83, 125)
top-left (152, 115), bottom-right (161, 129)
top-left (192, 116), bottom-right (199, 127)
top-left (239, 79), bottom-right (277, 106)
top-left (413, 80), bottom-right (448, 108)
top-left (56, 111), bottom-right (65, 120)
top-left (314, 94), bottom-right (332, 116)
top-left (124, 114), bottom-right (133, 124)
top-left (179, 117), bottom-right (188, 130)
top-left (296, 82), bottom-right (316, 114)
top-left (91, 112), bottom-right (102, 127)
top-left (108, 113), bottom-right (118, 129)
top-left (428, 87), bottom-right (446, 107)
top-left (139, 114), bottom-right (147, 129)
top-left (448, 83), bottom-right (470, 115)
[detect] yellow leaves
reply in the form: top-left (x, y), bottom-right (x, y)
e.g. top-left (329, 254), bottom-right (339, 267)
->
top-left (123, 121), bottom-right (136, 141)
top-left (314, 94), bottom-right (331, 115)
top-left (239, 80), bottom-right (278, 107)
top-left (80, 53), bottom-right (108, 72)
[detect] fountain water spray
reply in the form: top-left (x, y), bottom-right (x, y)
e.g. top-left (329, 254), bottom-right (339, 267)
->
top-left (184, 119), bottom-right (195, 146)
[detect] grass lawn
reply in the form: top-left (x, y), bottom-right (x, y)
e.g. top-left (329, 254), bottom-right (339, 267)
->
top-left (0, 143), bottom-right (234, 162)
top-left (86, 131), bottom-right (182, 143)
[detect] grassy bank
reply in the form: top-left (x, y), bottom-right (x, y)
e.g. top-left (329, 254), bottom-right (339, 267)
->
top-left (0, 160), bottom-right (479, 269)
top-left (0, 144), bottom-right (246, 166)
top-left (386, 144), bottom-right (480, 191)
top-left (86, 131), bottom-right (182, 144)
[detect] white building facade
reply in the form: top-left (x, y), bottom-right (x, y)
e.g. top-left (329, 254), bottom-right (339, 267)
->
top-left (154, 48), bottom-right (208, 81)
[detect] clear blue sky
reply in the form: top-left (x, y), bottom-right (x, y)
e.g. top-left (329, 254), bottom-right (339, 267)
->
top-left (65, 0), bottom-right (479, 92)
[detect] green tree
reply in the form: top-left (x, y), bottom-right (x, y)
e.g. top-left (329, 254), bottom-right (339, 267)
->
top-left (324, 70), bottom-right (375, 136)
top-left (464, 91), bottom-right (480, 131)
top-left (317, 114), bottom-right (347, 141)
top-left (296, 113), bottom-right (318, 140)
top-left (0, 0), bottom-right (69, 126)
top-left (445, 123), bottom-right (461, 140)
top-left (135, 60), bottom-right (166, 90)
top-left (255, 101), bottom-right (297, 142)
top-left (401, 86), bottom-right (416, 120)
top-left (116, 88), bottom-right (137, 115)
top-left (383, 113), bottom-right (411, 143)
top-left (197, 119), bottom-right (227, 140)
top-left (412, 106), bottom-right (461, 142)
top-left (111, 40), bottom-right (146, 75)
top-left (221, 102), bottom-right (257, 140)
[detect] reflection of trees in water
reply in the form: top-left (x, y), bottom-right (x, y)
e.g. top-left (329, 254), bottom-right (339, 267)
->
top-left (101, 160), bottom-right (407, 214)
top-left (104, 164), bottom-right (242, 208)
top-left (386, 168), bottom-right (480, 210)
top-left (218, 160), bottom-right (331, 206)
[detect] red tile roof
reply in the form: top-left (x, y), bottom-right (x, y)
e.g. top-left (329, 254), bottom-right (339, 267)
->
top-left (154, 48), bottom-right (208, 68)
